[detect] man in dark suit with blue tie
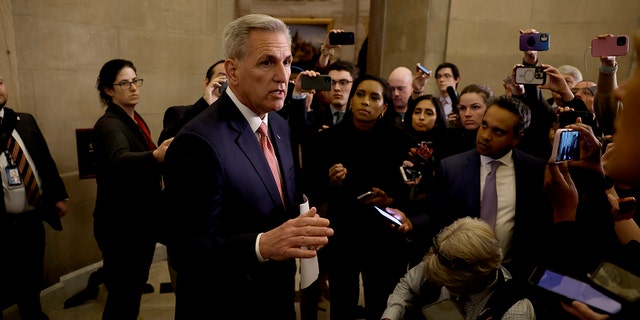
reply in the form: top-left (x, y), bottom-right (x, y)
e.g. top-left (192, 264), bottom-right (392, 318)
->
top-left (162, 14), bottom-right (334, 320)
top-left (438, 95), bottom-right (552, 283)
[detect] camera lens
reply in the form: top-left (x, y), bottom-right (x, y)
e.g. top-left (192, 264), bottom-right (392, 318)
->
top-left (535, 72), bottom-right (544, 79)
top-left (527, 36), bottom-right (536, 47)
top-left (540, 34), bottom-right (548, 42)
top-left (617, 36), bottom-right (627, 46)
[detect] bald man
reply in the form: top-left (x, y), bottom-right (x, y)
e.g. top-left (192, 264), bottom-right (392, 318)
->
top-left (388, 66), bottom-right (413, 121)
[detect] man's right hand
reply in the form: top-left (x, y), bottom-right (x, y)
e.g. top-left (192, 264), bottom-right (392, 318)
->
top-left (259, 207), bottom-right (334, 260)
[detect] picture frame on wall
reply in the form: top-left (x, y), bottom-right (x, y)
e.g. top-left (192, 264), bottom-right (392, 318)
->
top-left (278, 18), bottom-right (333, 73)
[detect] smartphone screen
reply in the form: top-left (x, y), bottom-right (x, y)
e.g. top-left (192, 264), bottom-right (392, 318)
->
top-left (552, 129), bottom-right (580, 162)
top-left (373, 206), bottom-right (402, 226)
top-left (590, 261), bottom-right (640, 303)
top-left (530, 267), bottom-right (622, 314)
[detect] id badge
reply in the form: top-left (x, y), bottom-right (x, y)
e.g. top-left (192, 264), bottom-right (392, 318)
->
top-left (6, 166), bottom-right (22, 186)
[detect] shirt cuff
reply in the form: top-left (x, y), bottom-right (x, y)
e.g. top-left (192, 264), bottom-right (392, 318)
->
top-left (255, 232), bottom-right (268, 262)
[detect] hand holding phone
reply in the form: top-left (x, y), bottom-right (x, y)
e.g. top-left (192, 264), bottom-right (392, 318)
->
top-left (400, 166), bottom-right (421, 182)
top-left (373, 205), bottom-right (403, 226)
top-left (417, 64), bottom-right (431, 75)
top-left (328, 31), bottom-right (355, 45)
top-left (591, 35), bottom-right (629, 57)
top-left (590, 261), bottom-right (640, 303)
top-left (529, 266), bottom-right (622, 315)
top-left (514, 66), bottom-right (546, 85)
top-left (301, 74), bottom-right (332, 91)
top-left (550, 129), bottom-right (580, 163)
top-left (520, 32), bottom-right (550, 51)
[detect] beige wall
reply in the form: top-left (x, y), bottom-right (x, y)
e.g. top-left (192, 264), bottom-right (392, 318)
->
top-left (375, 0), bottom-right (639, 98)
top-left (1, 0), bottom-right (639, 289)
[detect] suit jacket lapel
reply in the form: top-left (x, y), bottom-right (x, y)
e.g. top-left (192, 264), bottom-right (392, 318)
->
top-left (226, 104), bottom-right (286, 209)
top-left (464, 150), bottom-right (481, 216)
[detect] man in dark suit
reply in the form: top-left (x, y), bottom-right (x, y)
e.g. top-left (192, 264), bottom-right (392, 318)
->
top-left (163, 14), bottom-right (333, 320)
top-left (438, 95), bottom-right (552, 282)
top-left (0, 74), bottom-right (69, 320)
top-left (157, 59), bottom-right (227, 144)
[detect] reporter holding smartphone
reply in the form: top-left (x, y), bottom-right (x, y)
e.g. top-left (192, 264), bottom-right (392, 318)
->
top-left (314, 74), bottom-right (420, 320)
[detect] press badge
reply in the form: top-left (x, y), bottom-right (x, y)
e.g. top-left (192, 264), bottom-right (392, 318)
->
top-left (4, 150), bottom-right (22, 187)
top-left (6, 166), bottom-right (22, 186)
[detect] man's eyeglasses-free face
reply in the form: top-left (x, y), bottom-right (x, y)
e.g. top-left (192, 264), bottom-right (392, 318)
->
top-left (114, 79), bottom-right (144, 90)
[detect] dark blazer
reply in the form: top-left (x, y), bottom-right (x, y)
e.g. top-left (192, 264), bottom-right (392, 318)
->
top-left (0, 107), bottom-right (68, 230)
top-left (163, 92), bottom-right (298, 319)
top-left (92, 104), bottom-right (163, 239)
top-left (157, 97), bottom-right (210, 144)
top-left (438, 148), bottom-right (553, 281)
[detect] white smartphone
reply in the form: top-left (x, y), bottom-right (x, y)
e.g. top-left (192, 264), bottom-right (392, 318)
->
top-left (422, 299), bottom-right (465, 320)
top-left (529, 266), bottom-right (622, 314)
top-left (373, 206), bottom-right (402, 226)
top-left (590, 261), bottom-right (640, 303)
top-left (550, 129), bottom-right (580, 163)
top-left (357, 191), bottom-right (375, 201)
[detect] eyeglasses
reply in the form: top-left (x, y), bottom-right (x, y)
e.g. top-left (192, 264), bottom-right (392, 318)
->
top-left (331, 79), bottom-right (353, 87)
top-left (571, 86), bottom-right (597, 96)
top-left (435, 73), bottom-right (454, 79)
top-left (114, 79), bottom-right (144, 90)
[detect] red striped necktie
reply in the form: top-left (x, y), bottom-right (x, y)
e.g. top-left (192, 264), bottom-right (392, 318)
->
top-left (257, 122), bottom-right (284, 204)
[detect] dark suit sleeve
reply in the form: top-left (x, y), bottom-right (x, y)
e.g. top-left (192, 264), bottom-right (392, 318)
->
top-left (17, 114), bottom-right (68, 230)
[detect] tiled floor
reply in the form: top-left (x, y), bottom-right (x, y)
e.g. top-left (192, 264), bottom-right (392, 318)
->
top-left (2, 254), bottom-right (335, 320)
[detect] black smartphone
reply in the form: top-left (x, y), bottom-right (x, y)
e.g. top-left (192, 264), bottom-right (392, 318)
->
top-left (550, 129), bottom-right (580, 163)
top-left (590, 261), bottom-right (640, 303)
top-left (399, 166), bottom-right (421, 182)
top-left (514, 66), bottom-right (546, 85)
top-left (328, 31), bottom-right (355, 45)
top-left (558, 111), bottom-right (595, 128)
top-left (519, 32), bottom-right (550, 51)
top-left (301, 74), bottom-right (332, 91)
top-left (529, 266), bottom-right (622, 314)
top-left (219, 81), bottom-right (228, 94)
top-left (373, 205), bottom-right (403, 226)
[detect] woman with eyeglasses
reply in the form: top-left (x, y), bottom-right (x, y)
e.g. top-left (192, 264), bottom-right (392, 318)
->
top-left (92, 59), bottom-right (172, 319)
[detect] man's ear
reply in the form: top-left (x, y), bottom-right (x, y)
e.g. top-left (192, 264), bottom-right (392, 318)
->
top-left (225, 59), bottom-right (238, 85)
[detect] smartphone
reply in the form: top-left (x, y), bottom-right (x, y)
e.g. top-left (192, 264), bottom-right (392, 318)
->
top-left (328, 31), bottom-right (355, 45)
top-left (514, 66), bottom-right (546, 85)
top-left (520, 32), bottom-right (550, 51)
top-left (417, 64), bottom-right (431, 75)
top-left (591, 35), bottom-right (629, 57)
top-left (373, 205), bottom-right (403, 226)
top-left (357, 191), bottom-right (375, 201)
top-left (219, 81), bottom-right (228, 94)
top-left (399, 166), bottom-right (421, 182)
top-left (529, 266), bottom-right (622, 314)
top-left (301, 74), bottom-right (332, 91)
top-left (558, 111), bottom-right (595, 128)
top-left (590, 261), bottom-right (640, 303)
top-left (550, 129), bottom-right (580, 162)
top-left (422, 299), bottom-right (465, 320)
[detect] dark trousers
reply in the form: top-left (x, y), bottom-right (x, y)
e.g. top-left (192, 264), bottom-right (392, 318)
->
top-left (0, 211), bottom-right (48, 320)
top-left (94, 223), bottom-right (156, 320)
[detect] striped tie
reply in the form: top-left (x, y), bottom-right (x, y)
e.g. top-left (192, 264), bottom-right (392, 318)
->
top-left (7, 135), bottom-right (40, 206)
top-left (258, 122), bottom-right (284, 204)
